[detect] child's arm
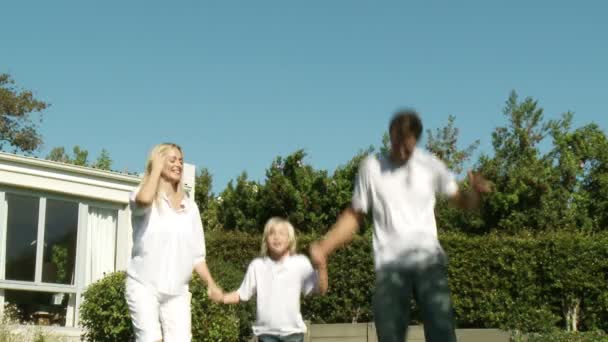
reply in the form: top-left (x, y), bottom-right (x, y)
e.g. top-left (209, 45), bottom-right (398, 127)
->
top-left (222, 291), bottom-right (241, 304)
top-left (221, 259), bottom-right (257, 305)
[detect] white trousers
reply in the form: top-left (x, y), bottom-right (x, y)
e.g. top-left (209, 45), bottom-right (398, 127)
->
top-left (125, 277), bottom-right (192, 342)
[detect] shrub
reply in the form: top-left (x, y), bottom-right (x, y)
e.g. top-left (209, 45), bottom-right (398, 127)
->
top-left (79, 272), bottom-right (133, 341)
top-left (190, 278), bottom-right (239, 342)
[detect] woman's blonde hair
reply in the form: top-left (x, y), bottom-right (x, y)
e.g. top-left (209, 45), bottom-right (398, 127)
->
top-left (139, 143), bottom-right (186, 206)
top-left (260, 217), bottom-right (297, 257)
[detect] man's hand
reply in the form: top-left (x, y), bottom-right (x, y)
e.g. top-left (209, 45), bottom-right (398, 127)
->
top-left (309, 242), bottom-right (328, 270)
top-left (468, 170), bottom-right (492, 194)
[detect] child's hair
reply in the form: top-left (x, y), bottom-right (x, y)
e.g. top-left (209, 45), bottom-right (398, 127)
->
top-left (260, 217), bottom-right (297, 256)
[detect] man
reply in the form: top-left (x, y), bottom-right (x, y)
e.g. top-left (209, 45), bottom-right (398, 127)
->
top-left (310, 110), bottom-right (491, 342)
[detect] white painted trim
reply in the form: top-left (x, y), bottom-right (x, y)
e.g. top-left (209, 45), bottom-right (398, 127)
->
top-left (0, 191), bottom-right (8, 316)
top-left (0, 185), bottom-right (125, 212)
top-left (65, 293), bottom-right (77, 328)
top-left (0, 280), bottom-right (76, 293)
top-left (34, 197), bottom-right (46, 283)
top-left (0, 169), bottom-right (136, 204)
top-left (75, 204), bottom-right (88, 291)
top-left (0, 162), bottom-right (137, 191)
top-left (73, 203), bottom-right (89, 327)
top-left (0, 192), bottom-right (7, 279)
top-left (0, 193), bottom-right (6, 318)
top-left (115, 208), bottom-right (131, 271)
top-left (0, 151), bottom-right (140, 183)
top-left (0, 153), bottom-right (140, 204)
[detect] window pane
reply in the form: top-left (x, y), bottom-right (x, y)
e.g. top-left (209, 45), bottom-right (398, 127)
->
top-left (3, 289), bottom-right (73, 326)
top-left (42, 199), bottom-right (78, 285)
top-left (5, 194), bottom-right (39, 281)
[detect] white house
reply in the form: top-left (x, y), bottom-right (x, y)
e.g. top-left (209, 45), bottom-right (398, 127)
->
top-left (0, 151), bottom-right (195, 335)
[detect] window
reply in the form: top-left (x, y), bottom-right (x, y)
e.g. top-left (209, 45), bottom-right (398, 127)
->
top-left (0, 189), bottom-right (121, 328)
top-left (4, 193), bottom-right (39, 282)
top-left (3, 289), bottom-right (75, 326)
top-left (42, 199), bottom-right (79, 285)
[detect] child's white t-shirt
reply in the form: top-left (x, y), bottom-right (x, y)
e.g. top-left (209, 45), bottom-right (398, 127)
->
top-left (238, 254), bottom-right (319, 336)
top-left (352, 148), bottom-right (458, 270)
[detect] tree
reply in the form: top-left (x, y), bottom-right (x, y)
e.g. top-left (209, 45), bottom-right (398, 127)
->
top-left (46, 145), bottom-right (112, 171)
top-left (257, 150), bottom-right (333, 233)
top-left (72, 146), bottom-right (88, 166)
top-left (426, 115), bottom-right (479, 175)
top-left (195, 168), bottom-right (214, 213)
top-left (579, 129), bottom-right (608, 231)
top-left (380, 132), bottom-right (390, 156)
top-left (92, 149), bottom-right (112, 170)
top-left (194, 167), bottom-right (221, 231)
top-left (0, 73), bottom-right (49, 153)
top-left (216, 172), bottom-right (262, 232)
top-left (547, 119), bottom-right (608, 232)
top-left (325, 147), bottom-right (376, 234)
top-left (424, 115), bottom-right (481, 232)
top-left (46, 146), bottom-right (70, 163)
top-left (214, 150), bottom-right (342, 234)
top-left (477, 91), bottom-right (569, 233)
top-left (207, 93), bottom-right (608, 237)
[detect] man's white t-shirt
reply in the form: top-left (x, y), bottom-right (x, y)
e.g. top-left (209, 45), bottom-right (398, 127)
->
top-left (127, 190), bottom-right (206, 295)
top-left (352, 148), bottom-right (458, 269)
top-left (238, 254), bottom-right (319, 336)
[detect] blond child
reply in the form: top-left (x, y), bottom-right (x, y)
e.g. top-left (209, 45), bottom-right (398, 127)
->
top-left (222, 217), bottom-right (328, 342)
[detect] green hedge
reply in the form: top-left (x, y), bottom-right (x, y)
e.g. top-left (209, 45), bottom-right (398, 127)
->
top-left (519, 330), bottom-right (608, 342)
top-left (205, 231), bottom-right (608, 334)
top-left (443, 232), bottom-right (608, 332)
top-left (80, 231), bottom-right (608, 341)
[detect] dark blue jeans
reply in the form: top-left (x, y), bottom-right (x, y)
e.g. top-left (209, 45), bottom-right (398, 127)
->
top-left (372, 253), bottom-right (457, 342)
top-left (257, 333), bottom-right (304, 342)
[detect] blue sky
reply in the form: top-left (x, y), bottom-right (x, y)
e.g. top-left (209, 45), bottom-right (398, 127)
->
top-left (2, 1), bottom-right (607, 192)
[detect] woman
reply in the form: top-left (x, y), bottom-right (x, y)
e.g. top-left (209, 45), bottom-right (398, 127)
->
top-left (125, 143), bottom-right (222, 342)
